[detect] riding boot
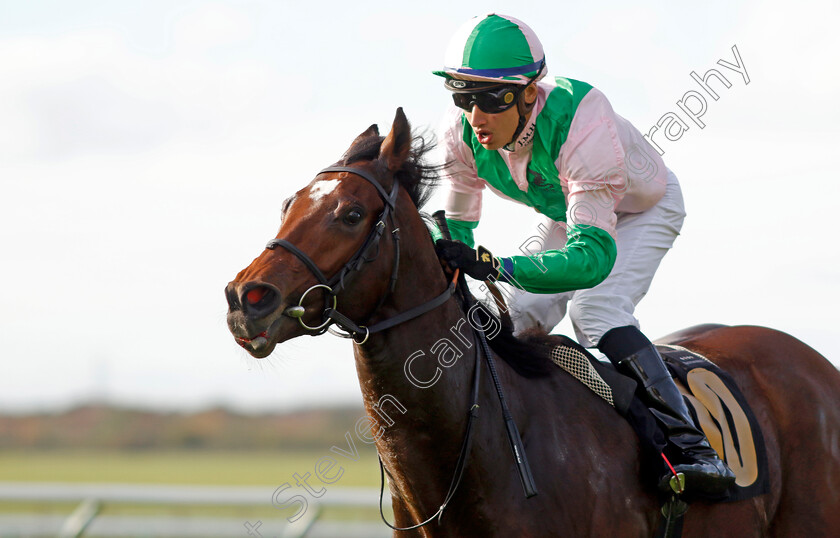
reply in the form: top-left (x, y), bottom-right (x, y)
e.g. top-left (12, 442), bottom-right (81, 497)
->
top-left (599, 326), bottom-right (736, 495)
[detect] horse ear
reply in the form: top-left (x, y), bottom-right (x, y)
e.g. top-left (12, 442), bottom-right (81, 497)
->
top-left (379, 107), bottom-right (411, 173)
top-left (356, 124), bottom-right (379, 143)
top-left (346, 124), bottom-right (379, 154)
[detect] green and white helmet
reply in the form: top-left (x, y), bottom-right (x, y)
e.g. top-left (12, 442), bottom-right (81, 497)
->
top-left (433, 13), bottom-right (547, 85)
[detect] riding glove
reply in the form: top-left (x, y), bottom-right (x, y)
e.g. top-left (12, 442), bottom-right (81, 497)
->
top-left (435, 239), bottom-right (501, 281)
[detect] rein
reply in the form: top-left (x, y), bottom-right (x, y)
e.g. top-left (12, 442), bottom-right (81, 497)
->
top-left (268, 166), bottom-right (532, 531)
top-left (378, 283), bottom-right (482, 531)
top-left (265, 166), bottom-right (455, 344)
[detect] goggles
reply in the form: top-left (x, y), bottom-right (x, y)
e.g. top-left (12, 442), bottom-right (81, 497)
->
top-left (448, 83), bottom-right (523, 114)
top-left (444, 59), bottom-right (545, 114)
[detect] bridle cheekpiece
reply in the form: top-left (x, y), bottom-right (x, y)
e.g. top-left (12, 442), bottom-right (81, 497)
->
top-left (265, 166), bottom-right (455, 344)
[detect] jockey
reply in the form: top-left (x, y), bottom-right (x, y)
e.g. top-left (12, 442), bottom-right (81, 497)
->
top-left (432, 13), bottom-right (735, 495)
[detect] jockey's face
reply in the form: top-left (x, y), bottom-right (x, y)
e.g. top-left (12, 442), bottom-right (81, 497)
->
top-left (465, 84), bottom-right (537, 151)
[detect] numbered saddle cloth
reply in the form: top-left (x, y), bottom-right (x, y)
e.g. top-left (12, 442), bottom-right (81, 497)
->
top-left (657, 344), bottom-right (771, 502)
top-left (550, 338), bottom-right (770, 502)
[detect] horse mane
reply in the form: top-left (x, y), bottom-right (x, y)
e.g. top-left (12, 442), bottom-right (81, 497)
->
top-left (341, 131), bottom-right (440, 210)
top-left (345, 132), bottom-right (556, 378)
top-left (463, 295), bottom-right (556, 379)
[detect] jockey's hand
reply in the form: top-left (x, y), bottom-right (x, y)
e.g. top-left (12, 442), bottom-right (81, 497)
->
top-left (435, 239), bottom-right (500, 281)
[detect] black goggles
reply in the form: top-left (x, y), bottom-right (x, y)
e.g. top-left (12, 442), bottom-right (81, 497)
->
top-left (450, 84), bottom-right (523, 114)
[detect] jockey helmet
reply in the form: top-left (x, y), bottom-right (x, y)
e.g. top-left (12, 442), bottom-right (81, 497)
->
top-left (433, 13), bottom-right (547, 85)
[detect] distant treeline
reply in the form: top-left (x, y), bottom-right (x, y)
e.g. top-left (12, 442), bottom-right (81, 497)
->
top-left (0, 404), bottom-right (369, 450)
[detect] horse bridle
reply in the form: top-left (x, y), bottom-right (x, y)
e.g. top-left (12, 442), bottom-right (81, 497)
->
top-left (267, 165), bottom-right (535, 530)
top-left (265, 165), bottom-right (456, 344)
top-left (268, 165), bottom-right (476, 531)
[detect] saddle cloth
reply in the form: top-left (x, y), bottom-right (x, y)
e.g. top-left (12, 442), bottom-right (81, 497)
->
top-left (657, 344), bottom-right (770, 501)
top-left (550, 339), bottom-right (769, 502)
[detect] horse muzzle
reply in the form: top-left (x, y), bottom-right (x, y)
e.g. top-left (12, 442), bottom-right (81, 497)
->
top-left (225, 281), bottom-right (289, 357)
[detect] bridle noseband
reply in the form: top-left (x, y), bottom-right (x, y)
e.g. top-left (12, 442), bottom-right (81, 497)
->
top-left (265, 165), bottom-right (455, 344)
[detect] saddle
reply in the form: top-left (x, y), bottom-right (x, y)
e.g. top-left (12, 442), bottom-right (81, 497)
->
top-left (551, 338), bottom-right (770, 502)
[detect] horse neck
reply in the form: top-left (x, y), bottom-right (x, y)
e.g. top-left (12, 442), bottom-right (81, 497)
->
top-left (354, 296), bottom-right (473, 425)
top-left (353, 217), bottom-right (474, 426)
top-left (351, 209), bottom-right (482, 512)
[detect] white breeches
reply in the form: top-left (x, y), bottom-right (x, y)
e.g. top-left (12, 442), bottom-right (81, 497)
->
top-left (506, 169), bottom-right (686, 348)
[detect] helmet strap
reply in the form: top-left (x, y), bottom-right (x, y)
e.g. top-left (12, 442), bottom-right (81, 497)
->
top-left (503, 60), bottom-right (544, 150)
top-left (505, 83), bottom-right (538, 150)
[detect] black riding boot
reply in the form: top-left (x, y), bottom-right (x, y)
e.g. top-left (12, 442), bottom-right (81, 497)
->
top-left (599, 326), bottom-right (736, 495)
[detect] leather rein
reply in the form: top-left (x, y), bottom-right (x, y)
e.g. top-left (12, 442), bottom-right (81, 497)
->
top-left (265, 165), bottom-right (481, 530)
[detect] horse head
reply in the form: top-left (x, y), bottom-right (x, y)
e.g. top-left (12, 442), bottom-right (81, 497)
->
top-left (225, 108), bottom-right (437, 358)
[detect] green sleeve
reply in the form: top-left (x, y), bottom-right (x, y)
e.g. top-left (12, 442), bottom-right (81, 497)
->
top-left (446, 219), bottom-right (478, 247)
top-left (428, 217), bottom-right (479, 247)
top-left (504, 224), bottom-right (617, 294)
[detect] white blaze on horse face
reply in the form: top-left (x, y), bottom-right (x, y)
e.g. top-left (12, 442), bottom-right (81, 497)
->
top-left (309, 179), bottom-right (341, 203)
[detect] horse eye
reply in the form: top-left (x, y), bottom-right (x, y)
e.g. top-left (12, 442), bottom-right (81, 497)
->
top-left (343, 209), bottom-right (363, 225)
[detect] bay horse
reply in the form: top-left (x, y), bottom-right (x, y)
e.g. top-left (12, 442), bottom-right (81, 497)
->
top-left (225, 108), bottom-right (840, 536)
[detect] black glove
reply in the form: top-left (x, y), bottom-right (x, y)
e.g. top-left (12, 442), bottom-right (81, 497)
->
top-left (435, 239), bottom-right (500, 281)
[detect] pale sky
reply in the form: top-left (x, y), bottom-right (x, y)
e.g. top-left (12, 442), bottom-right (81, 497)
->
top-left (1, 0), bottom-right (838, 412)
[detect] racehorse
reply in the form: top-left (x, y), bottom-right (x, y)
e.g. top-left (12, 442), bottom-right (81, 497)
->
top-left (225, 108), bottom-right (840, 536)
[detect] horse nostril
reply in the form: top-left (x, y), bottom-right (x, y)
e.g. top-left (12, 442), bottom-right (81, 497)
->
top-left (246, 287), bottom-right (268, 305)
top-left (240, 283), bottom-right (281, 318)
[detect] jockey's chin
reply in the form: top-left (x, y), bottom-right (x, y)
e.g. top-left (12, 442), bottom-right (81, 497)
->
top-left (466, 104), bottom-right (521, 151)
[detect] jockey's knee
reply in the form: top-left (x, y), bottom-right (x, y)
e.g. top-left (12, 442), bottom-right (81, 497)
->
top-left (569, 294), bottom-right (638, 348)
top-left (508, 290), bottom-right (570, 335)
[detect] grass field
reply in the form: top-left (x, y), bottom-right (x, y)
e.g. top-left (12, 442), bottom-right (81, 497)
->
top-left (0, 449), bottom-right (385, 521)
top-left (0, 449), bottom-right (381, 486)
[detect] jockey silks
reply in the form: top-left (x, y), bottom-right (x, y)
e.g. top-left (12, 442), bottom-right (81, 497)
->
top-left (439, 77), bottom-right (669, 295)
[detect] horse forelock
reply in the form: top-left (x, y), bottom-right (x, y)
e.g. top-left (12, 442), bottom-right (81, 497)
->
top-left (340, 131), bottom-right (440, 211)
